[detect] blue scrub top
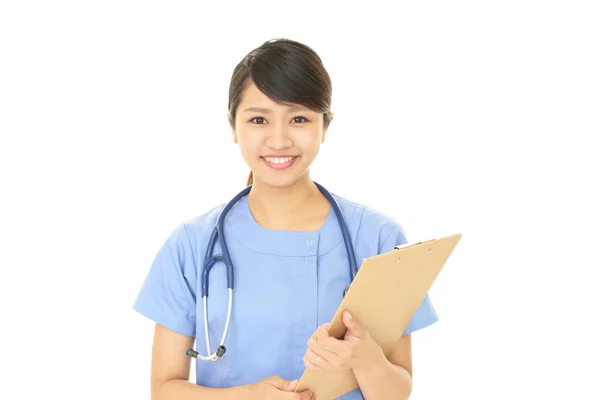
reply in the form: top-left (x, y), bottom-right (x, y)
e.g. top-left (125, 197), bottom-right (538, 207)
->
top-left (134, 192), bottom-right (438, 399)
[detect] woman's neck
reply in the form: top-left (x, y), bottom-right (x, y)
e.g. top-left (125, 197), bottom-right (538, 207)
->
top-left (247, 174), bottom-right (330, 231)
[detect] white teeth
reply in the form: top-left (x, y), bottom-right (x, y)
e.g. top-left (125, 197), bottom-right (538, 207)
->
top-left (265, 156), bottom-right (294, 164)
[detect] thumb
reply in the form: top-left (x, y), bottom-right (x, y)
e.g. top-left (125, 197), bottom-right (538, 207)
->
top-left (343, 311), bottom-right (363, 337)
top-left (286, 379), bottom-right (299, 391)
top-left (269, 376), bottom-right (298, 391)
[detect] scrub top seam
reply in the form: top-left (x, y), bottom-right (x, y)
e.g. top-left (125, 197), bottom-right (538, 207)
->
top-left (224, 223), bottom-right (309, 257)
top-left (307, 202), bottom-right (359, 257)
top-left (181, 222), bottom-right (199, 271)
top-left (354, 205), bottom-right (366, 245)
top-left (181, 222), bottom-right (199, 301)
top-left (378, 226), bottom-right (399, 253)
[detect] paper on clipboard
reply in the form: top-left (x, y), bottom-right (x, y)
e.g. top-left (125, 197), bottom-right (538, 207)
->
top-left (294, 233), bottom-right (462, 400)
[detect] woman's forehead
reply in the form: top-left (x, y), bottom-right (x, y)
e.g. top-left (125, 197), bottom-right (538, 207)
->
top-left (239, 84), bottom-right (312, 113)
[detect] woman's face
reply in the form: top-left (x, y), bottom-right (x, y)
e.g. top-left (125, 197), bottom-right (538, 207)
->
top-left (231, 81), bottom-right (332, 188)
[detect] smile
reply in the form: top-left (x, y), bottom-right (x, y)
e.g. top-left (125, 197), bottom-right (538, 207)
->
top-left (261, 156), bottom-right (298, 170)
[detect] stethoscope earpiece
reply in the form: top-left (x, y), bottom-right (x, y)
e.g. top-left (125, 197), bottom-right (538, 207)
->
top-left (186, 345), bottom-right (227, 361)
top-left (186, 348), bottom-right (199, 358)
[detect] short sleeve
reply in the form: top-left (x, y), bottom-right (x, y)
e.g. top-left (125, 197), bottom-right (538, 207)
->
top-left (379, 224), bottom-right (439, 336)
top-left (133, 223), bottom-right (198, 337)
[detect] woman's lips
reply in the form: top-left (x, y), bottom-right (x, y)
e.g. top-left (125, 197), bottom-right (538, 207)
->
top-left (262, 156), bottom-right (298, 170)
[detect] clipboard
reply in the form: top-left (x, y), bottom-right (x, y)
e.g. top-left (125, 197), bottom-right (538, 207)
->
top-left (294, 233), bottom-right (462, 400)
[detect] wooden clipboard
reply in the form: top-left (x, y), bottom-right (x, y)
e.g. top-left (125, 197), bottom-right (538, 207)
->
top-left (294, 233), bottom-right (462, 399)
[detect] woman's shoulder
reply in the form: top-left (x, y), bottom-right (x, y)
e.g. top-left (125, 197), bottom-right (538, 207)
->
top-left (177, 202), bottom-right (228, 240)
top-left (154, 203), bottom-right (227, 251)
top-left (185, 203), bottom-right (226, 227)
top-left (333, 194), bottom-right (407, 246)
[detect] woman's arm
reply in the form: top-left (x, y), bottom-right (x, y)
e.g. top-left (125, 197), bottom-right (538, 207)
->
top-left (149, 324), bottom-right (312, 400)
top-left (150, 323), bottom-right (248, 400)
top-left (352, 334), bottom-right (413, 400)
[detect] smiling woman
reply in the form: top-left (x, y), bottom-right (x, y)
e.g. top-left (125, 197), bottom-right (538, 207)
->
top-left (226, 39), bottom-right (333, 188)
top-left (232, 82), bottom-right (326, 185)
top-left (133, 38), bottom-right (438, 400)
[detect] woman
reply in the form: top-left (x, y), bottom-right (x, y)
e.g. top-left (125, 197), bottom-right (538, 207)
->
top-left (134, 38), bottom-right (438, 400)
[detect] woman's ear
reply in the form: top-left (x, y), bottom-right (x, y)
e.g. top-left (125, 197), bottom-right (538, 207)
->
top-left (227, 113), bottom-right (238, 143)
top-left (322, 111), bottom-right (334, 143)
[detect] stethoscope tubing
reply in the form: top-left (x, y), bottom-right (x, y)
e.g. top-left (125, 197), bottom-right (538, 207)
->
top-left (187, 182), bottom-right (357, 361)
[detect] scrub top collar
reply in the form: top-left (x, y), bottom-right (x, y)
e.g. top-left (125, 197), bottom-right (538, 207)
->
top-left (225, 194), bottom-right (356, 257)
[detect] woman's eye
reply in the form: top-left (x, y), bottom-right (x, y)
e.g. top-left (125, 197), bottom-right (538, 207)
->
top-left (292, 116), bottom-right (308, 123)
top-left (250, 117), bottom-right (266, 124)
top-left (250, 116), bottom-right (308, 124)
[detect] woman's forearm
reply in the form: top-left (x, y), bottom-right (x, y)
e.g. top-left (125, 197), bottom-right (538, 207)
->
top-left (353, 353), bottom-right (413, 400)
top-left (154, 378), bottom-right (249, 400)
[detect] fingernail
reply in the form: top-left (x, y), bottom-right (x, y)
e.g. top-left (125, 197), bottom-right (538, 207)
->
top-left (290, 379), bottom-right (298, 385)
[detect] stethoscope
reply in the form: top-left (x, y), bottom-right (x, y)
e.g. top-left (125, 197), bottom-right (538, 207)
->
top-left (186, 182), bottom-right (358, 361)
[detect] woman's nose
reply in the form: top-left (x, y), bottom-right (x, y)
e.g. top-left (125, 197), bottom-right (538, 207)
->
top-left (266, 125), bottom-right (293, 149)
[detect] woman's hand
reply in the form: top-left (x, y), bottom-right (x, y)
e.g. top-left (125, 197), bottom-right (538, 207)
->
top-left (247, 376), bottom-right (314, 399)
top-left (303, 311), bottom-right (384, 373)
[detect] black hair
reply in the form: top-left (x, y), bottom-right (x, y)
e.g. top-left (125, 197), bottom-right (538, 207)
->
top-left (228, 38), bottom-right (332, 127)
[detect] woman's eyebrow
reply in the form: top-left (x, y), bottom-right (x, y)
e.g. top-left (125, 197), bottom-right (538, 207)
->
top-left (241, 105), bottom-right (308, 113)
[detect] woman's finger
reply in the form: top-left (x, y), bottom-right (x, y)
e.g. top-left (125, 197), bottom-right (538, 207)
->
top-left (305, 349), bottom-right (333, 371)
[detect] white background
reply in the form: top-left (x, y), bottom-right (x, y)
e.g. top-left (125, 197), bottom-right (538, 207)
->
top-left (1, 1), bottom-right (599, 399)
